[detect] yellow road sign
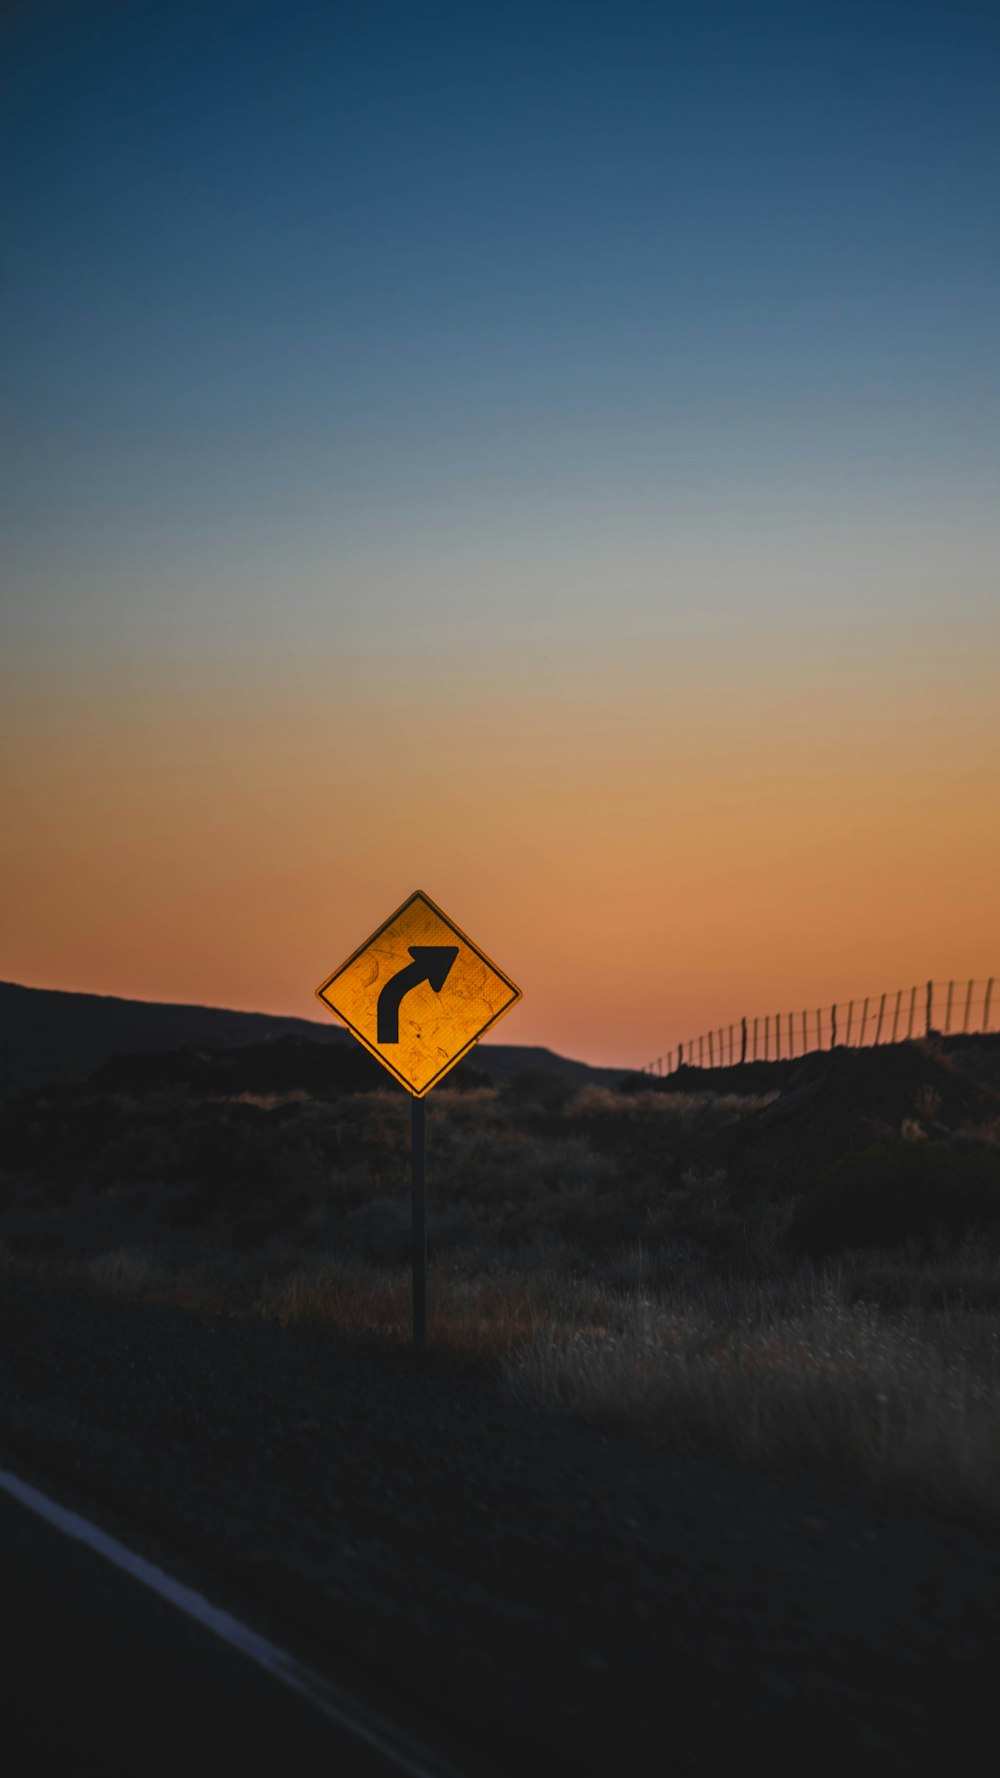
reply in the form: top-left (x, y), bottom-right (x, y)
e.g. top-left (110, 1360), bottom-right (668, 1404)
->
top-left (315, 890), bottom-right (522, 1096)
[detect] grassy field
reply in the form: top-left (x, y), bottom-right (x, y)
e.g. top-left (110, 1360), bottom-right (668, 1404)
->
top-left (3, 1034), bottom-right (1000, 1528)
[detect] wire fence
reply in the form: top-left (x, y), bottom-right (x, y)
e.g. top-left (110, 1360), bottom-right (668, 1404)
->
top-left (641, 977), bottom-right (997, 1077)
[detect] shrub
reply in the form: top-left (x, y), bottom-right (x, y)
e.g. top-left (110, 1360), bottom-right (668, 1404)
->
top-left (643, 1166), bottom-right (745, 1255)
top-left (789, 1141), bottom-right (1000, 1259)
top-left (503, 1068), bottom-right (577, 1111)
top-left (503, 1185), bottom-right (644, 1253)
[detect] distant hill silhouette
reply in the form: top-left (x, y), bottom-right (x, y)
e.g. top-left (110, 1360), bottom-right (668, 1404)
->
top-left (85, 1034), bottom-right (493, 1098)
top-left (0, 981), bottom-right (623, 1099)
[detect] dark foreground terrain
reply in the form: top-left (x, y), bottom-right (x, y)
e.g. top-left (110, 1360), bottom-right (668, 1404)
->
top-left (2, 1029), bottom-right (1000, 1771)
top-left (2, 1270), bottom-right (999, 1778)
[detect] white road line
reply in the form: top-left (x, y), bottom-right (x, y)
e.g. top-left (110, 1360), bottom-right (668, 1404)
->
top-left (0, 1464), bottom-right (456, 1778)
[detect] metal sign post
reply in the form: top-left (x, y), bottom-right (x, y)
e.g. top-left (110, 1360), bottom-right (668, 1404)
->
top-left (315, 890), bottom-right (521, 1350)
top-left (411, 1096), bottom-right (427, 1352)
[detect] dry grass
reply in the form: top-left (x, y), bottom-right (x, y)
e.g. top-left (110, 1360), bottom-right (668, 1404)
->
top-left (84, 1245), bottom-right (159, 1295)
top-left (261, 1261), bottom-right (617, 1359)
top-left (224, 1089), bottom-right (310, 1109)
top-left (567, 1085), bottom-right (779, 1118)
top-left (4, 1221), bottom-right (1000, 1524)
top-left (502, 1258), bottom-right (1000, 1528)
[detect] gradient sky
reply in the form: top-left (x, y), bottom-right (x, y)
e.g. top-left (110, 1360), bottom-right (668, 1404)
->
top-left (2, 0), bottom-right (998, 1066)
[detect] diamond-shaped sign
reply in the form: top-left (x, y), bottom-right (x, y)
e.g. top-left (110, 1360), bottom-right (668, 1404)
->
top-left (315, 890), bottom-right (522, 1096)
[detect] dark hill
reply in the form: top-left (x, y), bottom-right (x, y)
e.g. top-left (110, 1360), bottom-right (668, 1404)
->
top-left (86, 1035), bottom-right (491, 1098)
top-left (0, 981), bottom-right (622, 1099)
top-left (0, 980), bottom-right (348, 1099)
top-left (622, 1036), bottom-right (1000, 1198)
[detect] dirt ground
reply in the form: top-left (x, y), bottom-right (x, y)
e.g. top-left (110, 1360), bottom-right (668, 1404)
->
top-left (2, 1273), bottom-right (998, 1777)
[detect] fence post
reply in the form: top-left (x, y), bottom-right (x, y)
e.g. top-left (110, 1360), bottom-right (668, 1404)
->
top-left (635, 978), bottom-right (999, 1083)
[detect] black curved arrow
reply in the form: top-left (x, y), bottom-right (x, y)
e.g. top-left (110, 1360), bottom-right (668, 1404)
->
top-left (377, 945), bottom-right (458, 1043)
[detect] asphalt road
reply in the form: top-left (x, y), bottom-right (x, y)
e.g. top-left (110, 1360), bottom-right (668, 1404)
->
top-left (0, 1471), bottom-right (452, 1778)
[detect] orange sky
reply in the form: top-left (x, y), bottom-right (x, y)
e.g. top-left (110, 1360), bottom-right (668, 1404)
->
top-left (3, 606), bottom-right (997, 1068)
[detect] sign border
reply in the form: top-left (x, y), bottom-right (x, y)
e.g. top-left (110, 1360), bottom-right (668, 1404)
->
top-left (314, 889), bottom-right (522, 1096)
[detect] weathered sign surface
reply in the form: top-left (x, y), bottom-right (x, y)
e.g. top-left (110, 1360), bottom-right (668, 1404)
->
top-left (315, 890), bottom-right (521, 1095)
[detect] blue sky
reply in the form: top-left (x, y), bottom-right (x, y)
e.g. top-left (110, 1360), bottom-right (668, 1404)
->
top-left (4, 0), bottom-right (998, 658)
